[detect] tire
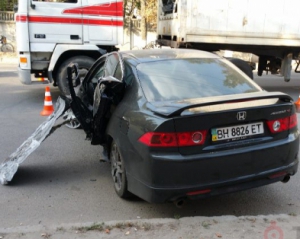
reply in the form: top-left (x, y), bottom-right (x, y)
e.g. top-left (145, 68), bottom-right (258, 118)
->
top-left (226, 57), bottom-right (254, 80)
top-left (56, 56), bottom-right (95, 96)
top-left (1, 43), bottom-right (14, 52)
top-left (110, 141), bottom-right (131, 198)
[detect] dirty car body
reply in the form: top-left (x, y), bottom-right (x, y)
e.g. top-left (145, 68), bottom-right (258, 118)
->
top-left (69, 49), bottom-right (299, 203)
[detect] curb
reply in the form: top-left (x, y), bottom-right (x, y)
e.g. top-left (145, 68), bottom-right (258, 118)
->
top-left (0, 215), bottom-right (299, 239)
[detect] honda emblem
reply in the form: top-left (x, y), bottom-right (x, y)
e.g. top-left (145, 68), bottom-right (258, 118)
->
top-left (237, 111), bottom-right (247, 121)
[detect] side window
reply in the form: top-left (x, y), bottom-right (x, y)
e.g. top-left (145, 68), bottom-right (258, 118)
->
top-left (90, 61), bottom-right (106, 84)
top-left (114, 63), bottom-right (123, 81)
top-left (33, 0), bottom-right (78, 3)
top-left (123, 62), bottom-right (134, 86)
top-left (85, 60), bottom-right (105, 102)
top-left (105, 53), bottom-right (122, 78)
top-left (162, 0), bottom-right (177, 14)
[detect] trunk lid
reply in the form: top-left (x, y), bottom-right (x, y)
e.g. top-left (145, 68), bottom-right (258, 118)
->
top-left (147, 92), bottom-right (295, 155)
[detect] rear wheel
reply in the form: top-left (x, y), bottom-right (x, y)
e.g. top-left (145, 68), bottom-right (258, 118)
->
top-left (110, 141), bottom-right (131, 198)
top-left (56, 56), bottom-right (95, 96)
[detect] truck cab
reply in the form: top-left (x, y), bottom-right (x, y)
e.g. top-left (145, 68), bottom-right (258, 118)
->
top-left (15, 0), bottom-right (123, 95)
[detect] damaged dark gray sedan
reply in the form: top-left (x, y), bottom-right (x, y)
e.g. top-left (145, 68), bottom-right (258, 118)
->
top-left (62, 49), bottom-right (300, 203)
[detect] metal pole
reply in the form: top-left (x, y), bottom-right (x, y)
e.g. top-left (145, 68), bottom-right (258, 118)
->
top-left (130, 19), bottom-right (133, 50)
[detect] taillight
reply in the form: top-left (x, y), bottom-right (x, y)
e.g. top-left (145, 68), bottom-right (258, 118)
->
top-left (289, 114), bottom-right (298, 129)
top-left (138, 130), bottom-right (207, 147)
top-left (138, 132), bottom-right (177, 147)
top-left (177, 131), bottom-right (207, 146)
top-left (267, 113), bottom-right (297, 133)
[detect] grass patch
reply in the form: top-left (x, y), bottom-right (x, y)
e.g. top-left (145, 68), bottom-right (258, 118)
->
top-left (115, 223), bottom-right (127, 230)
top-left (76, 223), bottom-right (106, 233)
top-left (141, 223), bottom-right (152, 231)
top-left (56, 227), bottom-right (65, 232)
top-left (202, 220), bottom-right (212, 229)
top-left (74, 221), bottom-right (155, 233)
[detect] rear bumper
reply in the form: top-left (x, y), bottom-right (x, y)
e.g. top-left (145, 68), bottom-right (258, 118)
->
top-left (127, 132), bottom-right (299, 203)
top-left (128, 161), bottom-right (298, 203)
top-left (18, 67), bottom-right (31, 85)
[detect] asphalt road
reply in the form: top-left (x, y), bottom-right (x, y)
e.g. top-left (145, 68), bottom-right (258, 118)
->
top-left (0, 63), bottom-right (300, 230)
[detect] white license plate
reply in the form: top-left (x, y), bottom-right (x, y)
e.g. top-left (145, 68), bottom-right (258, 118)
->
top-left (211, 122), bottom-right (264, 142)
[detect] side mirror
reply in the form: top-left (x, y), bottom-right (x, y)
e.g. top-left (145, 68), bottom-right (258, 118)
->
top-left (30, 0), bottom-right (36, 9)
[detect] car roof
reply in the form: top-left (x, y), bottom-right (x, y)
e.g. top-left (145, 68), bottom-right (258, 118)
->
top-left (120, 49), bottom-right (219, 65)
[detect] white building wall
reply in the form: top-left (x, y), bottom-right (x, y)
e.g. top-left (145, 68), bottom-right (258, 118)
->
top-left (0, 22), bottom-right (16, 49)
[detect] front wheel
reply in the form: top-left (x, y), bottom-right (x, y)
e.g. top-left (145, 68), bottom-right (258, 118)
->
top-left (62, 108), bottom-right (81, 129)
top-left (56, 56), bottom-right (95, 96)
top-left (110, 141), bottom-right (131, 198)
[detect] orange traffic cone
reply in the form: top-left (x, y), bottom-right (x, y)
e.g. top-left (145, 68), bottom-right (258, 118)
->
top-left (295, 96), bottom-right (300, 113)
top-left (37, 77), bottom-right (44, 82)
top-left (40, 86), bottom-right (54, 116)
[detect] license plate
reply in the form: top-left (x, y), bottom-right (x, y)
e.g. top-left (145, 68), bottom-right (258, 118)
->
top-left (211, 122), bottom-right (264, 142)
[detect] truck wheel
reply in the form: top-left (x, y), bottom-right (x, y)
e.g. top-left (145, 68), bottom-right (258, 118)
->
top-left (56, 56), bottom-right (95, 96)
top-left (226, 57), bottom-right (254, 80)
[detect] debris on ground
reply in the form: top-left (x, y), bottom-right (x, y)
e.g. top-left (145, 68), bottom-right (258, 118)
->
top-left (0, 97), bottom-right (68, 184)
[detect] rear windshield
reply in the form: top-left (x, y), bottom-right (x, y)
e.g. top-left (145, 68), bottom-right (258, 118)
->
top-left (136, 59), bottom-right (261, 102)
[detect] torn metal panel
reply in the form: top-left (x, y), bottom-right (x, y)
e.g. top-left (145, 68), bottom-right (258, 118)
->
top-left (0, 97), bottom-right (68, 185)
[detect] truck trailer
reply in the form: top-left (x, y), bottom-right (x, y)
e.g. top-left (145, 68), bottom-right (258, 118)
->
top-left (157, 0), bottom-right (300, 81)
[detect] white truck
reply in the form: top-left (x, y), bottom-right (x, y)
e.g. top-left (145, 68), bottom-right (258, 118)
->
top-left (157, 0), bottom-right (300, 81)
top-left (15, 0), bottom-right (300, 96)
top-left (15, 0), bottom-right (123, 95)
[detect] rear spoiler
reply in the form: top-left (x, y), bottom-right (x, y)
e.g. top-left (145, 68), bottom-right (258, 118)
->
top-left (146, 92), bottom-right (293, 117)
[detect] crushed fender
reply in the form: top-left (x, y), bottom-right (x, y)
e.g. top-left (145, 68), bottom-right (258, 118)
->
top-left (0, 97), bottom-right (69, 185)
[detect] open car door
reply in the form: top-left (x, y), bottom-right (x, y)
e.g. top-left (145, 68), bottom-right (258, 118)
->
top-left (0, 51), bottom-right (125, 184)
top-left (67, 52), bottom-right (125, 145)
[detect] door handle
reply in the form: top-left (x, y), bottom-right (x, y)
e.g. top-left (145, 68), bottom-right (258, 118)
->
top-left (70, 35), bottom-right (80, 40)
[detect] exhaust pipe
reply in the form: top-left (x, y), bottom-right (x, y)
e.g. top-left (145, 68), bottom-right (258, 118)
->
top-left (174, 199), bottom-right (186, 208)
top-left (281, 175), bottom-right (290, 183)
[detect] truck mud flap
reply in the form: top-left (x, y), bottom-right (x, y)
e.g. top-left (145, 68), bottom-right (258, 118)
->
top-left (0, 97), bottom-right (69, 185)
